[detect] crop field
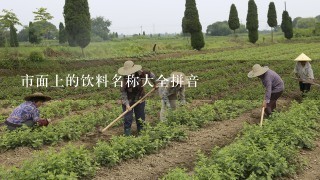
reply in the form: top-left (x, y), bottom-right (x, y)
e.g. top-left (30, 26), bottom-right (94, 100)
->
top-left (0, 35), bottom-right (320, 180)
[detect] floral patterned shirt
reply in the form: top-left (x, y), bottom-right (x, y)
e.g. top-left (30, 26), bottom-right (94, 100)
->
top-left (7, 101), bottom-right (40, 125)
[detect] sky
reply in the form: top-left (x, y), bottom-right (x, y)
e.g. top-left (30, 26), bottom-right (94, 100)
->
top-left (0, 0), bottom-right (319, 35)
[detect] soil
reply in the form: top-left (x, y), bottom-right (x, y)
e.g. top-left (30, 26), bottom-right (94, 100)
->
top-left (286, 139), bottom-right (320, 180)
top-left (93, 109), bottom-right (260, 180)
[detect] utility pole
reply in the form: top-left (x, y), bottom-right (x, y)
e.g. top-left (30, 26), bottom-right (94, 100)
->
top-left (140, 26), bottom-right (142, 35)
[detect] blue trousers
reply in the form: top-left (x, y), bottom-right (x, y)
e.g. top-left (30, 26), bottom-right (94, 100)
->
top-left (122, 101), bottom-right (145, 131)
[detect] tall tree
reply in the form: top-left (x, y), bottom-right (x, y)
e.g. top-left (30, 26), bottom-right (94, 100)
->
top-left (0, 9), bottom-right (21, 46)
top-left (246, 0), bottom-right (259, 44)
top-left (9, 24), bottom-right (18, 47)
top-left (64, 0), bottom-right (91, 55)
top-left (228, 4), bottom-right (240, 37)
top-left (182, 0), bottom-right (204, 50)
top-left (29, 22), bottom-right (41, 44)
top-left (267, 2), bottom-right (277, 42)
top-left (281, 10), bottom-right (293, 40)
top-left (59, 22), bottom-right (67, 44)
top-left (182, 0), bottom-right (201, 34)
top-left (0, 9), bottom-right (21, 28)
top-left (91, 16), bottom-right (111, 40)
top-left (0, 24), bottom-right (6, 47)
top-left (33, 7), bottom-right (54, 40)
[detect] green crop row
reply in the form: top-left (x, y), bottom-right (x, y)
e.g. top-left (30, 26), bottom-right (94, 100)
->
top-left (0, 100), bottom-right (259, 179)
top-left (162, 100), bottom-right (320, 180)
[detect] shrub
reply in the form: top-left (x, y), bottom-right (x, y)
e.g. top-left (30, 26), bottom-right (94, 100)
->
top-left (29, 51), bottom-right (45, 62)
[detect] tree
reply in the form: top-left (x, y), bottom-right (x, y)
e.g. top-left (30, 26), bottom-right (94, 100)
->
top-left (64, 0), bottom-right (91, 55)
top-left (316, 15), bottom-right (320, 22)
top-left (207, 21), bottom-right (246, 36)
top-left (267, 2), bottom-right (277, 42)
top-left (91, 16), bottom-right (111, 40)
top-left (182, 0), bottom-right (205, 50)
top-left (9, 24), bottom-right (18, 47)
top-left (33, 8), bottom-right (53, 22)
top-left (228, 4), bottom-right (240, 37)
top-left (246, 0), bottom-right (259, 43)
top-left (0, 24), bottom-right (6, 47)
top-left (32, 21), bottom-right (58, 40)
top-left (0, 9), bottom-right (21, 28)
top-left (33, 8), bottom-right (54, 40)
top-left (292, 17), bottom-right (302, 28)
top-left (182, 0), bottom-right (202, 34)
top-left (191, 31), bottom-right (205, 50)
top-left (295, 18), bottom-right (316, 29)
top-left (29, 22), bottom-right (41, 44)
top-left (59, 22), bottom-right (67, 44)
top-left (281, 10), bottom-right (293, 40)
top-left (0, 9), bottom-right (21, 46)
top-left (18, 26), bottom-right (29, 42)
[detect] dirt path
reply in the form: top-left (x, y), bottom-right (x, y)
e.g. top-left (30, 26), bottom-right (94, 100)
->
top-left (93, 109), bottom-right (260, 180)
top-left (289, 139), bottom-right (320, 180)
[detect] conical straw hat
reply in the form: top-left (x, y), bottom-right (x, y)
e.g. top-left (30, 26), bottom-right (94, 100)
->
top-left (118, 61), bottom-right (142, 75)
top-left (247, 64), bottom-right (269, 78)
top-left (294, 53), bottom-right (311, 61)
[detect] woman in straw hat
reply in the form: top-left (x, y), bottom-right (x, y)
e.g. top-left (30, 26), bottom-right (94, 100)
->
top-left (158, 72), bottom-right (188, 121)
top-left (5, 92), bottom-right (51, 131)
top-left (248, 64), bottom-right (284, 118)
top-left (293, 53), bottom-right (314, 95)
top-left (118, 61), bottom-right (157, 136)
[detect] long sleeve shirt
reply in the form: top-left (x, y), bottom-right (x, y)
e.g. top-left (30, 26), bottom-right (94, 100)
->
top-left (260, 70), bottom-right (284, 103)
top-left (7, 101), bottom-right (40, 125)
top-left (294, 62), bottom-right (314, 80)
top-left (120, 70), bottom-right (156, 106)
top-left (158, 77), bottom-right (186, 108)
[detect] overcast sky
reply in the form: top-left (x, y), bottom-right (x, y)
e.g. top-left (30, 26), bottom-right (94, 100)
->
top-left (0, 0), bottom-right (319, 35)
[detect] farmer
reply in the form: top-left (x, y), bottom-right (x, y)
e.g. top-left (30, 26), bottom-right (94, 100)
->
top-left (118, 61), bottom-right (156, 136)
top-left (5, 92), bottom-right (51, 131)
top-left (293, 53), bottom-right (314, 95)
top-left (158, 72), bottom-right (188, 121)
top-left (248, 64), bottom-right (284, 118)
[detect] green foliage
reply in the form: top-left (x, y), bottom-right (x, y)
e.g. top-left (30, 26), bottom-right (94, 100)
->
top-left (295, 18), bottom-right (316, 29)
top-left (0, 29), bottom-right (6, 47)
top-left (17, 26), bottom-right (29, 42)
top-left (168, 100), bottom-right (320, 179)
top-left (191, 31), bottom-right (205, 50)
top-left (246, 0), bottom-right (259, 43)
top-left (281, 11), bottom-right (293, 40)
top-left (29, 51), bottom-right (45, 62)
top-left (1, 145), bottom-right (97, 179)
top-left (32, 7), bottom-right (53, 22)
top-left (28, 22), bottom-right (41, 44)
top-left (162, 168), bottom-right (191, 180)
top-left (267, 2), bottom-right (277, 28)
top-left (0, 9), bottom-right (22, 28)
top-left (59, 22), bottom-right (67, 44)
top-left (94, 122), bottom-right (186, 167)
top-left (9, 24), bottom-right (18, 47)
top-left (248, 29), bottom-right (259, 44)
top-left (228, 4), bottom-right (240, 32)
top-left (64, 0), bottom-right (91, 49)
top-left (267, 2), bottom-right (277, 42)
top-left (207, 21), bottom-right (246, 36)
top-left (182, 0), bottom-right (202, 34)
top-left (91, 16), bottom-right (111, 40)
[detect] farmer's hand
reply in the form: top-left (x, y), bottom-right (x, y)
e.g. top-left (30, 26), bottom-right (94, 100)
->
top-left (38, 119), bottom-right (49, 127)
top-left (126, 104), bottom-right (132, 111)
top-left (153, 84), bottom-right (158, 90)
top-left (306, 79), bottom-right (314, 84)
top-left (262, 101), bottom-right (267, 108)
top-left (47, 118), bottom-right (52, 123)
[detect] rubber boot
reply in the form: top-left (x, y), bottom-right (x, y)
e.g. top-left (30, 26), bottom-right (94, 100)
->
top-left (124, 128), bottom-right (131, 136)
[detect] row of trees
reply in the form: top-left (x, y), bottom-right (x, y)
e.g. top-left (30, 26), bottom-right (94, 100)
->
top-left (227, 0), bottom-right (293, 43)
